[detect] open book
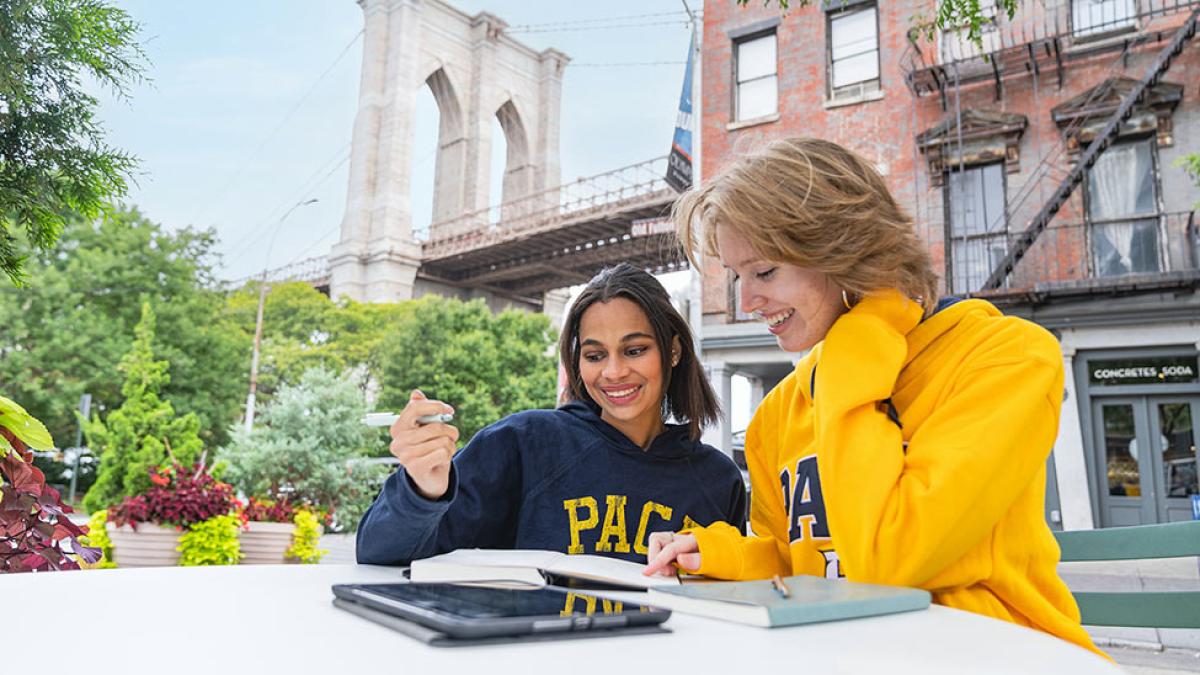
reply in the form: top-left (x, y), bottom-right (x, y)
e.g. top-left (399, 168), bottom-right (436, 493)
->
top-left (408, 549), bottom-right (680, 591)
top-left (638, 575), bottom-right (930, 627)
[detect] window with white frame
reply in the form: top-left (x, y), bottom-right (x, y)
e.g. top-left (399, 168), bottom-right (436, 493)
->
top-left (827, 4), bottom-right (879, 99)
top-left (946, 163), bottom-right (1008, 293)
top-left (1072, 0), bottom-right (1137, 38)
top-left (734, 31), bottom-right (777, 122)
top-left (1086, 138), bottom-right (1162, 277)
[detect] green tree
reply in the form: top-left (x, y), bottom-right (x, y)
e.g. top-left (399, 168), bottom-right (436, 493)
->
top-left (82, 302), bottom-right (204, 513)
top-left (222, 281), bottom-right (412, 404)
top-left (0, 0), bottom-right (145, 285)
top-left (0, 206), bottom-right (246, 450)
top-left (220, 367), bottom-right (387, 532)
top-left (376, 297), bottom-right (558, 444)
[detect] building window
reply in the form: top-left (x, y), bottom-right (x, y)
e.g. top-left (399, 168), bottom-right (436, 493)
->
top-left (946, 163), bottom-right (1008, 293)
top-left (1086, 138), bottom-right (1162, 277)
top-left (734, 31), bottom-right (777, 121)
top-left (827, 3), bottom-right (879, 100)
top-left (1072, 0), bottom-right (1137, 38)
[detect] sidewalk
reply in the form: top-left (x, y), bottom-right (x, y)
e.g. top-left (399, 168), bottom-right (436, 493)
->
top-left (319, 534), bottom-right (1200, 671)
top-left (1060, 557), bottom-right (1200, 672)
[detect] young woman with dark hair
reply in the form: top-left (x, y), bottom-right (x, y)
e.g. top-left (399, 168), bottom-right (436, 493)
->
top-left (357, 263), bottom-right (745, 566)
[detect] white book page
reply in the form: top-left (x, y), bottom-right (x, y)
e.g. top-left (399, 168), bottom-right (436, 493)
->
top-left (420, 549), bottom-right (562, 568)
top-left (547, 554), bottom-right (680, 588)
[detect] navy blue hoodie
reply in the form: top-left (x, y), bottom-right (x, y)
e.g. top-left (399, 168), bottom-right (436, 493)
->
top-left (356, 401), bottom-right (747, 565)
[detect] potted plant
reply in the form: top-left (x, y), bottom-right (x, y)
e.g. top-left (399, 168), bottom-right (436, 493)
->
top-left (1, 395), bottom-right (101, 572)
top-left (239, 497), bottom-right (329, 564)
top-left (105, 457), bottom-right (241, 567)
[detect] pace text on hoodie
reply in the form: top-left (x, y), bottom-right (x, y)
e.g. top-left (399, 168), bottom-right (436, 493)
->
top-left (356, 400), bottom-right (746, 566)
top-left (682, 290), bottom-right (1102, 657)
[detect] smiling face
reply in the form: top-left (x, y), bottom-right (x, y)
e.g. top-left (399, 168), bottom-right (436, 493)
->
top-left (576, 297), bottom-right (675, 449)
top-left (716, 223), bottom-right (846, 353)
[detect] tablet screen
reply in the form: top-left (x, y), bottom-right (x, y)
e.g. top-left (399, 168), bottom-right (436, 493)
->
top-left (349, 583), bottom-right (650, 619)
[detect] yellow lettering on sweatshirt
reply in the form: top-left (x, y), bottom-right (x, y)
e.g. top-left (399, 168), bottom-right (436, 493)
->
top-left (596, 494), bottom-right (631, 553)
top-left (561, 593), bottom-right (625, 616)
top-left (563, 497), bottom-right (599, 554)
top-left (633, 501), bottom-right (674, 554)
top-left (561, 592), bottom-right (597, 616)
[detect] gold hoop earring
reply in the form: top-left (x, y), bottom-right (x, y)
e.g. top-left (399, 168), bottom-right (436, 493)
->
top-left (841, 289), bottom-right (854, 310)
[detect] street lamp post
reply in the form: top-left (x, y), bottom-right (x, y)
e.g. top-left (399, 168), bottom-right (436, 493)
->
top-left (243, 198), bottom-right (318, 432)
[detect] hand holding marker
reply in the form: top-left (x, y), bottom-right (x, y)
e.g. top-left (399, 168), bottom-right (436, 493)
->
top-left (377, 390), bottom-right (459, 501)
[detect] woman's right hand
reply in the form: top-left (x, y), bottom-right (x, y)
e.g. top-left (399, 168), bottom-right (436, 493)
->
top-left (643, 532), bottom-right (701, 577)
top-left (389, 389), bottom-right (458, 500)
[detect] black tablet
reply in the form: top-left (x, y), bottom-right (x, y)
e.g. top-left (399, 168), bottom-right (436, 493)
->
top-left (331, 583), bottom-right (671, 641)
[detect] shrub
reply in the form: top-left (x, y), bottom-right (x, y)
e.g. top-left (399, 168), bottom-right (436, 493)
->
top-left (83, 303), bottom-right (204, 513)
top-left (221, 367), bottom-right (387, 532)
top-left (285, 508), bottom-right (327, 564)
top-left (177, 514), bottom-right (243, 566)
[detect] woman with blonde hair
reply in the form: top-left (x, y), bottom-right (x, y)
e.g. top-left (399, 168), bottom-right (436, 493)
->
top-left (644, 137), bottom-right (1101, 656)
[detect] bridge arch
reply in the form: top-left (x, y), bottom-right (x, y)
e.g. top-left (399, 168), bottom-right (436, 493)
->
top-left (330, 0), bottom-right (568, 303)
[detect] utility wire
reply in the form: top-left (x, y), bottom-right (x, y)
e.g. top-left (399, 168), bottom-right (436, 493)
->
top-left (569, 60), bottom-right (687, 67)
top-left (220, 140), bottom-right (351, 260)
top-left (187, 29), bottom-right (364, 227)
top-left (506, 11), bottom-right (693, 31)
top-left (509, 19), bottom-right (692, 33)
top-left (222, 146), bottom-right (351, 269)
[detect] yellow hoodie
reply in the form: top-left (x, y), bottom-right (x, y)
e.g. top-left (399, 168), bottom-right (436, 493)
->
top-left (685, 291), bottom-right (1101, 656)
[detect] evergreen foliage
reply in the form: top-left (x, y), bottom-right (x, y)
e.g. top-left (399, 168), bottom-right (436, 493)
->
top-left (0, 0), bottom-right (145, 285)
top-left (81, 302), bottom-right (204, 512)
top-left (221, 367), bottom-right (386, 532)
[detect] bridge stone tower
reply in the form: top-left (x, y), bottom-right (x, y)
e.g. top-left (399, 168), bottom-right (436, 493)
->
top-left (330, 0), bottom-right (568, 303)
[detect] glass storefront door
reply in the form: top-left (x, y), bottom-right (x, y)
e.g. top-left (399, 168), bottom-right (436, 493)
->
top-left (1093, 396), bottom-right (1200, 526)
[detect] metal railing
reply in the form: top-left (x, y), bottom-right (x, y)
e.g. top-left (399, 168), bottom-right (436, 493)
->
top-left (422, 156), bottom-right (675, 259)
top-left (903, 0), bottom-right (1200, 95)
top-left (229, 255), bottom-right (331, 289)
top-left (943, 210), bottom-right (1197, 296)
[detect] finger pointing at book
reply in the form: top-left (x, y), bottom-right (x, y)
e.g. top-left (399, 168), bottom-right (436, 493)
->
top-left (643, 532), bottom-right (700, 577)
top-left (389, 389), bottom-right (458, 500)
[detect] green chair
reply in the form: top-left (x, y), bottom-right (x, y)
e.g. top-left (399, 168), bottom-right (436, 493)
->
top-left (1054, 520), bottom-right (1200, 628)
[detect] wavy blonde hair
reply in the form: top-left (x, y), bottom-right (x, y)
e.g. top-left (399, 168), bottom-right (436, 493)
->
top-left (673, 137), bottom-right (939, 314)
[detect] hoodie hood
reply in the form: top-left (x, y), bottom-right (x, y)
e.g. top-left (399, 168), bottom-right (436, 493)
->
top-left (905, 297), bottom-right (1000, 367)
top-left (559, 399), bottom-right (698, 459)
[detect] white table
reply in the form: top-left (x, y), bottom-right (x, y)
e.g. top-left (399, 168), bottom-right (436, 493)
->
top-left (6, 564), bottom-right (1119, 674)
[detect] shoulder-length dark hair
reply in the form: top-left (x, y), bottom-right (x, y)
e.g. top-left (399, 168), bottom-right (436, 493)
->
top-left (559, 263), bottom-right (720, 440)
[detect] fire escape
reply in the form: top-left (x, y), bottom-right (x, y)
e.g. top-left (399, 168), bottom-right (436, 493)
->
top-left (902, 0), bottom-right (1200, 296)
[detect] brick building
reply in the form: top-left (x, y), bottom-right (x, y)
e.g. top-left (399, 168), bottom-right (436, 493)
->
top-left (697, 0), bottom-right (1199, 530)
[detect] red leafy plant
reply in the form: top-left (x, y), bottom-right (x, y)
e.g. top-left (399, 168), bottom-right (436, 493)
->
top-left (1, 429), bottom-right (102, 573)
top-left (241, 496), bottom-right (332, 526)
top-left (109, 460), bottom-right (240, 530)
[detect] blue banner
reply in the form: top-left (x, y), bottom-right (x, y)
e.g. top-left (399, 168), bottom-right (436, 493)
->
top-left (666, 31), bottom-right (695, 193)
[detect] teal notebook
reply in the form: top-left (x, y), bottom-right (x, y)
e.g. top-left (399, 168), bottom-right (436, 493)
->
top-left (645, 575), bottom-right (931, 627)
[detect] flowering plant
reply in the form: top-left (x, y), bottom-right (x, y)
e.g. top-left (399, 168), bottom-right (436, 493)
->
top-left (1, 395), bottom-right (101, 572)
top-left (240, 496), bottom-right (331, 526)
top-left (109, 459), bottom-right (240, 530)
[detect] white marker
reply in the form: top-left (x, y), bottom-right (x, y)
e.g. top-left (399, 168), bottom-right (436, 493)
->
top-left (362, 412), bottom-right (454, 427)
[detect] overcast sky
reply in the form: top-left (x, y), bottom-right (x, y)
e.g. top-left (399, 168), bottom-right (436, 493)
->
top-left (98, 0), bottom-right (700, 282)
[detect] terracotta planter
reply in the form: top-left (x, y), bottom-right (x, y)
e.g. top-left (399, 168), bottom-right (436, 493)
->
top-left (106, 522), bottom-right (181, 568)
top-left (239, 521), bottom-right (295, 564)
